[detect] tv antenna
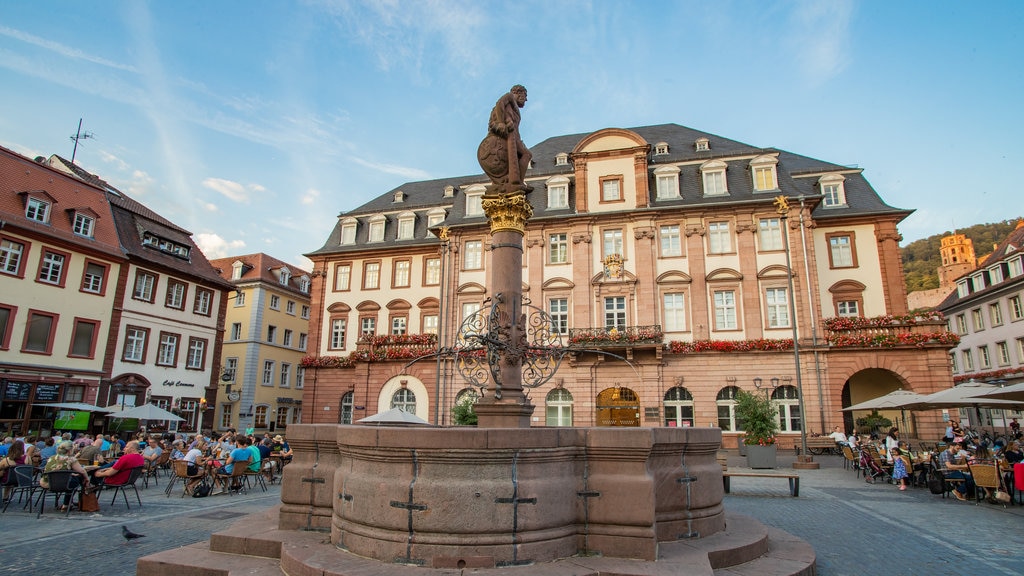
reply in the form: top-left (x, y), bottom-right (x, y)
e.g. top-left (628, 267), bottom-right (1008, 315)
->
top-left (69, 118), bottom-right (95, 164)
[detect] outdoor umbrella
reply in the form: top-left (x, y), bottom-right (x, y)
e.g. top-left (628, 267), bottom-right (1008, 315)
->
top-left (105, 403), bottom-right (184, 422)
top-left (356, 407), bottom-right (434, 427)
top-left (905, 381), bottom-right (1024, 430)
top-left (967, 382), bottom-right (1024, 403)
top-left (841, 389), bottom-right (927, 432)
top-left (40, 402), bottom-right (117, 412)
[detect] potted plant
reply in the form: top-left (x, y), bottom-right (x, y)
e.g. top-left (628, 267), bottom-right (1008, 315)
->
top-left (734, 390), bottom-right (780, 469)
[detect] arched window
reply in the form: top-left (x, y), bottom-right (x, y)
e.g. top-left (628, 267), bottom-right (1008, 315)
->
top-left (716, 386), bottom-right (742, 431)
top-left (663, 386), bottom-right (693, 427)
top-left (340, 391), bottom-right (353, 424)
top-left (545, 388), bottom-right (574, 427)
top-left (391, 388), bottom-right (416, 413)
top-left (772, 385), bottom-right (801, 432)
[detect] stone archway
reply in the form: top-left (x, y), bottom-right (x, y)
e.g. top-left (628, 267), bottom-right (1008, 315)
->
top-left (595, 386), bottom-right (640, 427)
top-left (841, 368), bottom-right (913, 435)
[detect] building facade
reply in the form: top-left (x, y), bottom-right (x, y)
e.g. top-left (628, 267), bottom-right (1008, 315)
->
top-left (210, 254), bottom-right (310, 434)
top-left (304, 124), bottom-right (958, 444)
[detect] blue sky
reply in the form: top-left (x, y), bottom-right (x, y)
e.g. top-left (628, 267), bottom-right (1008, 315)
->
top-left (1, 1), bottom-right (1021, 268)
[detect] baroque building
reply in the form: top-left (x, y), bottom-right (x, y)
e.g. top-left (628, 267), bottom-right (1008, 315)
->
top-left (209, 254), bottom-right (311, 434)
top-left (303, 124), bottom-right (958, 445)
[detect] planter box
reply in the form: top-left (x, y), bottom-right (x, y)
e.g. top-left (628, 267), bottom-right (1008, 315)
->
top-left (745, 444), bottom-right (777, 469)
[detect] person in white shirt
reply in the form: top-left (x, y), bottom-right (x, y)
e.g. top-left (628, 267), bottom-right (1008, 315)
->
top-left (828, 426), bottom-right (848, 445)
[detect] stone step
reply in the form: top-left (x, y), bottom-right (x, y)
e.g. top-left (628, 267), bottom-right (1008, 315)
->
top-left (713, 528), bottom-right (816, 576)
top-left (660, 512), bottom-right (770, 568)
top-left (136, 542), bottom-right (282, 576)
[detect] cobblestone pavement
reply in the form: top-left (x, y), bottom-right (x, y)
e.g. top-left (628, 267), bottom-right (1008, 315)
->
top-left (0, 475), bottom-right (281, 575)
top-left (723, 451), bottom-right (1024, 576)
top-left (3, 456), bottom-right (1021, 576)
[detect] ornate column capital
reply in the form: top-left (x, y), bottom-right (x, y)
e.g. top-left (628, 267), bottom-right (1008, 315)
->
top-left (482, 192), bottom-right (533, 235)
top-left (572, 233), bottom-right (592, 244)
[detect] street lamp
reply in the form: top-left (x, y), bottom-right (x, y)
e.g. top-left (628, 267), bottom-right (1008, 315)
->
top-left (774, 195), bottom-right (810, 461)
top-left (753, 376), bottom-right (780, 399)
top-left (111, 380), bottom-right (138, 411)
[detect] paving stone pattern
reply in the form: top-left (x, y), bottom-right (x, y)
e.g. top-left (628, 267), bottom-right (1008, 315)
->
top-left (3, 455), bottom-right (1022, 576)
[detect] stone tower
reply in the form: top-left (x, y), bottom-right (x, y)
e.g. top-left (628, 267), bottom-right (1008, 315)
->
top-left (938, 233), bottom-right (977, 288)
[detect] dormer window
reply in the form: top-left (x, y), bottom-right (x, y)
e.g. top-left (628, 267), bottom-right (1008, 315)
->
top-left (555, 152), bottom-right (569, 166)
top-left (546, 176), bottom-right (569, 209)
top-left (26, 197), bottom-right (50, 223)
top-left (443, 185), bottom-right (455, 198)
top-left (818, 174), bottom-right (847, 207)
top-left (700, 160), bottom-right (728, 196)
top-left (750, 155), bottom-right (779, 192)
top-left (956, 280), bottom-right (969, 298)
top-left (654, 142), bottom-right (669, 155)
top-left (298, 276), bottom-right (310, 293)
top-left (695, 138), bottom-right (710, 152)
top-left (279, 267), bottom-right (292, 286)
top-left (368, 214), bottom-right (386, 242)
top-left (397, 211), bottom-right (415, 240)
top-left (465, 186), bottom-right (485, 217)
top-left (340, 217), bottom-right (357, 245)
top-left (393, 190), bottom-right (405, 203)
top-left (654, 165), bottom-right (681, 199)
top-left (72, 212), bottom-right (95, 237)
top-left (141, 231), bottom-right (191, 260)
top-left (232, 261), bottom-right (245, 280)
top-left (427, 207), bottom-right (446, 236)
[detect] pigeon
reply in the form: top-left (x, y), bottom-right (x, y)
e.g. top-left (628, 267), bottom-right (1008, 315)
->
top-left (122, 525), bottom-right (146, 542)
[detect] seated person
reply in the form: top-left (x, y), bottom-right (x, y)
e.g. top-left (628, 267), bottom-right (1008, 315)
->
top-left (39, 437), bottom-right (57, 465)
top-left (273, 435), bottom-right (292, 466)
top-left (937, 441), bottom-right (974, 501)
top-left (78, 436), bottom-right (105, 465)
top-left (214, 436), bottom-right (252, 494)
top-left (183, 439), bottom-right (208, 494)
top-left (1003, 441), bottom-right (1023, 464)
top-left (93, 441), bottom-right (144, 487)
top-left (828, 426), bottom-right (847, 446)
top-left (246, 436), bottom-right (262, 474)
top-left (40, 441), bottom-right (92, 510)
top-left (141, 436), bottom-right (163, 465)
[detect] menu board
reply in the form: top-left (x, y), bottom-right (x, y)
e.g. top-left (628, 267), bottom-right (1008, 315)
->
top-left (35, 384), bottom-right (61, 402)
top-left (3, 381), bottom-right (32, 401)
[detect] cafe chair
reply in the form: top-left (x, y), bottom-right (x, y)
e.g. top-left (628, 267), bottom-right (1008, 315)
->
top-left (34, 470), bottom-right (79, 518)
top-left (841, 445), bottom-right (860, 474)
top-left (967, 461), bottom-right (1004, 507)
top-left (2, 465), bottom-right (39, 513)
top-left (167, 460), bottom-right (205, 498)
top-left (225, 460), bottom-right (250, 495)
top-left (102, 466), bottom-right (144, 509)
top-left (143, 451), bottom-right (171, 489)
top-left (245, 462), bottom-right (269, 492)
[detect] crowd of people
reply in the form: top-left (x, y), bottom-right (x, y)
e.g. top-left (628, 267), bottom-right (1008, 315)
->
top-left (0, 428), bottom-right (291, 509)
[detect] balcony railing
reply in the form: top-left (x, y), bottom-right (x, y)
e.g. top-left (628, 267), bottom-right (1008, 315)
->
top-left (823, 319), bottom-right (959, 348)
top-left (568, 325), bottom-right (664, 348)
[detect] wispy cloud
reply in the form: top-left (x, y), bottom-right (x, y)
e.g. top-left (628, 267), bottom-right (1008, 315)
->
top-left (198, 200), bottom-right (219, 212)
top-left (203, 177), bottom-right (253, 203)
top-left (0, 25), bottom-right (138, 72)
top-left (301, 188), bottom-right (320, 205)
top-left (351, 157), bottom-right (430, 180)
top-left (786, 0), bottom-right (854, 85)
top-left (194, 232), bottom-right (246, 259)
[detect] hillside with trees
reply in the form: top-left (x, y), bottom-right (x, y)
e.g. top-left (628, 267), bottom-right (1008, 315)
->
top-left (902, 219), bottom-right (1021, 293)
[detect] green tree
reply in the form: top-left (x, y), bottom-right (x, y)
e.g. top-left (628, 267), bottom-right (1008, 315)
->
top-left (734, 390), bottom-right (779, 445)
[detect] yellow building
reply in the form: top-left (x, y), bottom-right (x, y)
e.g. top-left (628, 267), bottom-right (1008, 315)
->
top-left (211, 254), bottom-right (311, 434)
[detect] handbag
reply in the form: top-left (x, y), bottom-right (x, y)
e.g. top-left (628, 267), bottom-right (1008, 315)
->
top-left (80, 489), bottom-right (100, 512)
top-left (993, 489), bottom-right (1011, 503)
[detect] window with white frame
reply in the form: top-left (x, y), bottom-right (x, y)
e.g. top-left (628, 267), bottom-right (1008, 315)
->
top-left (298, 276), bottom-right (309, 293)
top-left (462, 302), bottom-right (481, 323)
top-left (186, 338), bottom-right (206, 369)
top-left (549, 298), bottom-right (568, 334)
top-left (990, 302), bottom-right (1004, 326)
top-left (340, 392), bottom-right (353, 424)
top-left (655, 166), bottom-right (680, 199)
top-left (1010, 295), bottom-right (1023, 320)
top-left (26, 197), bottom-right (50, 223)
top-left (545, 388), bottom-right (573, 427)
top-left (38, 251), bottom-right (65, 284)
top-left (298, 332), bottom-right (307, 350)
top-left (1, 239), bottom-right (25, 276)
top-left (663, 293), bottom-right (686, 332)
top-left (464, 240), bottom-right (483, 269)
top-left (391, 388), bottom-right (416, 413)
top-left (269, 294), bottom-right (280, 310)
top-left (425, 257), bottom-right (441, 285)
top-left (280, 363), bottom-right (291, 387)
top-left (296, 367), bottom-right (305, 389)
top-left (73, 213), bottom-right (95, 237)
top-left (547, 177), bottom-right (569, 209)
top-left (81, 262), bottom-right (105, 293)
top-left (286, 300), bottom-right (295, 315)
top-left (750, 156), bottom-right (778, 192)
top-left (602, 229), bottom-right (623, 258)
top-left (340, 219), bottom-right (357, 245)
top-left (1008, 257), bottom-right (1023, 278)
top-left (156, 333), bottom-right (179, 366)
top-left (1017, 337), bottom-right (1024, 363)
top-left (989, 265), bottom-right (1004, 285)
top-left (549, 233), bottom-right (568, 264)
top-left (716, 386), bottom-right (741, 431)
top-left (262, 360), bottom-right (275, 386)
top-left (391, 316), bottom-right (407, 335)
top-left (955, 314), bottom-right (968, 334)
top-left (279, 268), bottom-right (291, 286)
top-left (819, 174), bottom-right (846, 207)
top-left (713, 290), bottom-right (737, 330)
top-left (397, 212), bottom-right (415, 240)
top-left (465, 189), bottom-right (484, 216)
top-left (235, 291), bottom-right (246, 306)
top-left (758, 218), bottom-right (783, 251)
top-left (194, 288), bottom-right (212, 315)
top-left (330, 319), bottom-right (346, 349)
top-left (979, 345), bottom-right (992, 369)
top-left (267, 325), bottom-right (276, 343)
top-left (224, 357), bottom-right (238, 382)
top-left (364, 262), bottom-right (381, 289)
top-left (368, 215), bottom-right (385, 242)
top-left (394, 260), bottom-right (411, 287)
top-left (231, 322), bottom-right (242, 340)
top-left (301, 305), bottom-right (310, 319)
top-left (123, 327), bottom-right (148, 362)
top-left (600, 177), bottom-right (622, 202)
top-left (335, 264), bottom-right (351, 291)
top-left (828, 235), bottom-right (854, 268)
top-left (283, 329), bottom-right (293, 347)
top-left (708, 222), bottom-right (731, 254)
top-left (962, 349), bottom-right (974, 371)
top-left (660, 225), bottom-right (682, 257)
top-left (664, 387), bottom-right (694, 427)
top-left (360, 317), bottom-right (376, 336)
top-left (950, 352), bottom-right (958, 374)
top-left (427, 208), bottom-right (446, 235)
top-left (765, 287), bottom-right (790, 328)
top-left (604, 296), bottom-right (626, 330)
top-left (972, 308), bottom-right (984, 332)
top-left (701, 160), bottom-right (728, 196)
top-left (997, 341), bottom-right (1010, 365)
top-left (837, 300), bottom-right (859, 317)
top-left (773, 386), bottom-right (801, 432)
top-left (423, 314), bottom-right (439, 335)
top-left (166, 280), bottom-right (186, 309)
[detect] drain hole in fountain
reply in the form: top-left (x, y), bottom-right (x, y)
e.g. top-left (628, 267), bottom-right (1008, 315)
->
top-left (457, 560), bottom-right (466, 569)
